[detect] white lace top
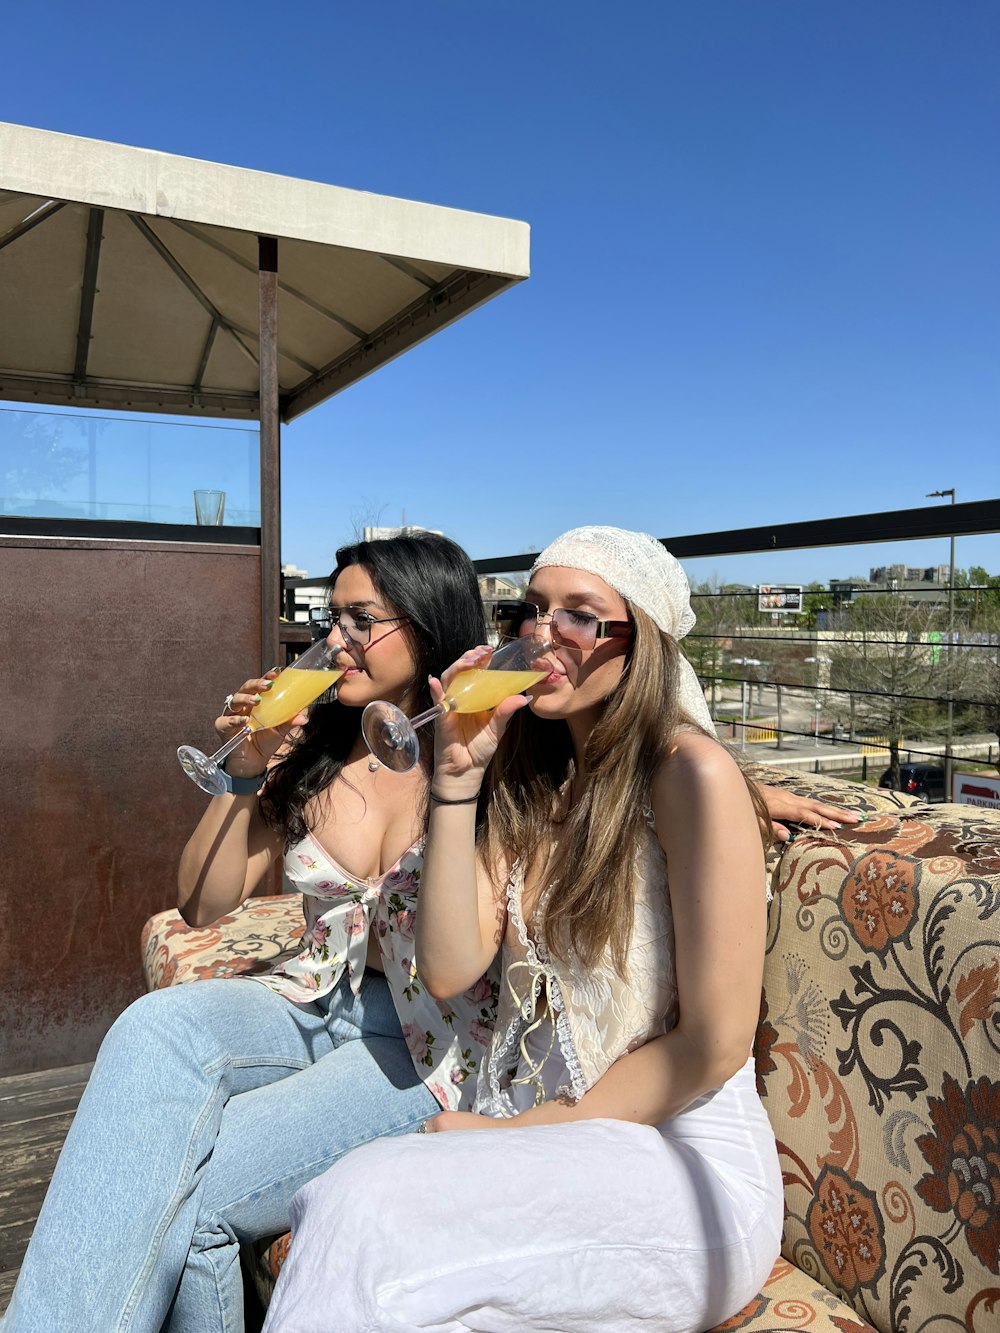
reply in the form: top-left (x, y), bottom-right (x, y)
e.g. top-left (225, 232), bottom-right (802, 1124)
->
top-left (473, 827), bottom-right (678, 1116)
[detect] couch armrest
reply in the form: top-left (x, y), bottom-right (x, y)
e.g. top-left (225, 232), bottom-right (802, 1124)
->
top-left (757, 796), bottom-right (1000, 1330)
top-left (141, 894), bottom-right (305, 991)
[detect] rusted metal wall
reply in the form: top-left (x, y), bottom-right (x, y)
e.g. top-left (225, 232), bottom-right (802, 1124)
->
top-left (0, 535), bottom-right (261, 1075)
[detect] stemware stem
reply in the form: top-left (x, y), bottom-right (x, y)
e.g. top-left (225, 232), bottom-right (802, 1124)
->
top-left (406, 703), bottom-right (447, 731)
top-left (206, 724), bottom-right (254, 769)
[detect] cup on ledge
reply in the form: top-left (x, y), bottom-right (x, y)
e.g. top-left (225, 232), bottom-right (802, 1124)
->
top-left (193, 489), bottom-right (226, 526)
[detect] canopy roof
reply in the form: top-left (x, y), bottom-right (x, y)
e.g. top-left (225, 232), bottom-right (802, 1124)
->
top-left (0, 122), bottom-right (529, 421)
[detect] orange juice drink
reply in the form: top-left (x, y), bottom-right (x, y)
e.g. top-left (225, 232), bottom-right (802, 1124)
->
top-left (250, 668), bottom-right (343, 729)
top-left (446, 669), bottom-right (546, 713)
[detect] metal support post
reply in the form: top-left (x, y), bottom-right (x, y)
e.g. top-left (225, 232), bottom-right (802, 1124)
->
top-left (259, 236), bottom-right (280, 672)
top-left (928, 488), bottom-right (957, 801)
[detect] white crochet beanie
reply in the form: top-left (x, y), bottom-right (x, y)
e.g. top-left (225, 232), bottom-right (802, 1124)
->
top-left (530, 525), bottom-right (714, 733)
top-left (530, 526), bottom-right (696, 641)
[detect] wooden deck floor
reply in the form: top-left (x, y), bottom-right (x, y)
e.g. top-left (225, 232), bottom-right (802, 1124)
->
top-left (0, 1062), bottom-right (92, 1313)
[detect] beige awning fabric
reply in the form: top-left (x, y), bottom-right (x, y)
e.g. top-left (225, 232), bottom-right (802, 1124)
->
top-left (0, 122), bottom-right (529, 421)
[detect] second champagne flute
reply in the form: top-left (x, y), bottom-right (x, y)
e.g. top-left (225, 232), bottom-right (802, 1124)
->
top-left (178, 636), bottom-right (344, 796)
top-left (362, 632), bottom-right (552, 773)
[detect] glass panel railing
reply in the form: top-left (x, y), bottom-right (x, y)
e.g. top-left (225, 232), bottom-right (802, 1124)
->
top-left (0, 406), bottom-right (260, 526)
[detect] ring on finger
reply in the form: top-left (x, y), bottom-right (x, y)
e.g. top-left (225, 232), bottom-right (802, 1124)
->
top-left (416, 1121), bottom-right (427, 1134)
top-left (223, 693), bottom-right (236, 715)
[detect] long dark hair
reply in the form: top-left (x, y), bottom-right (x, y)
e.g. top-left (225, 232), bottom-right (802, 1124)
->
top-left (260, 531), bottom-right (487, 847)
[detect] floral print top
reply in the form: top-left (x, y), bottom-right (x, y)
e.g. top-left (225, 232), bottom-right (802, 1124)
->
top-left (251, 831), bottom-right (500, 1112)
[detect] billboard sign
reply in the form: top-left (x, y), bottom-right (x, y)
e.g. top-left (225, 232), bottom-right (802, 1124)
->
top-left (757, 584), bottom-right (803, 614)
top-left (952, 772), bottom-right (1000, 810)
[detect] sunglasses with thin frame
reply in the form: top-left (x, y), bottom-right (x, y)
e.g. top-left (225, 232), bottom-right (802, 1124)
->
top-left (491, 599), bottom-right (631, 650)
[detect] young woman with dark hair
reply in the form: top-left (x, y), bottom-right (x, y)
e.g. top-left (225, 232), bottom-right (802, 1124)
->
top-left (2, 532), bottom-right (499, 1333)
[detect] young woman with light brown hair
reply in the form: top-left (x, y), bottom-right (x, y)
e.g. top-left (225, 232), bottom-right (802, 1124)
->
top-left (262, 526), bottom-right (786, 1333)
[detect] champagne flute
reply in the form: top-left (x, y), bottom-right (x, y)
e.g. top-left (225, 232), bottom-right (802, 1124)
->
top-left (178, 636), bottom-right (344, 795)
top-left (362, 633), bottom-right (552, 773)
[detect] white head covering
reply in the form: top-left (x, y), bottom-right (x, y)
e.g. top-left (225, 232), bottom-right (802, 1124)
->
top-left (530, 525), bottom-right (716, 734)
top-left (531, 526), bottom-right (695, 639)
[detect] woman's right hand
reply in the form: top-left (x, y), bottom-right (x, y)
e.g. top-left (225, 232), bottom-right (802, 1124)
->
top-left (213, 669), bottom-right (300, 774)
top-left (430, 646), bottom-right (528, 792)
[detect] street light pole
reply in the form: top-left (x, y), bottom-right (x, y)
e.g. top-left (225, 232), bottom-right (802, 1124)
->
top-left (927, 488), bottom-right (956, 799)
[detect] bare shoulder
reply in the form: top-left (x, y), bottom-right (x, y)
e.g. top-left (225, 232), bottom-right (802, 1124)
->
top-left (656, 730), bottom-right (745, 798)
top-left (661, 730), bottom-right (741, 778)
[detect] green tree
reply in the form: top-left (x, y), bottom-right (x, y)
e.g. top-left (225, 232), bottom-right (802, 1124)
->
top-left (684, 581), bottom-right (733, 719)
top-left (960, 601), bottom-right (1000, 772)
top-left (797, 582), bottom-right (832, 629)
top-left (985, 662), bottom-right (1000, 775)
top-left (827, 597), bottom-right (952, 788)
top-left (962, 566), bottom-right (1000, 623)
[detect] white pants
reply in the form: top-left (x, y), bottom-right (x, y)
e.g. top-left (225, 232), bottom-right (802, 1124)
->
top-left (263, 1059), bottom-right (783, 1333)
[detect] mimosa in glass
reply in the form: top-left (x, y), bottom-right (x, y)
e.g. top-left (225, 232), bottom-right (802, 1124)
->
top-left (362, 634), bottom-right (551, 773)
top-left (178, 636), bottom-right (343, 796)
top-left (441, 669), bottom-right (546, 714)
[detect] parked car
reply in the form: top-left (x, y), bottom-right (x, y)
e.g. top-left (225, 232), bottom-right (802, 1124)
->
top-left (878, 763), bottom-right (946, 801)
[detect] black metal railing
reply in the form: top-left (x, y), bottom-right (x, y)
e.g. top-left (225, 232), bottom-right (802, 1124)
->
top-left (280, 500), bottom-right (1000, 791)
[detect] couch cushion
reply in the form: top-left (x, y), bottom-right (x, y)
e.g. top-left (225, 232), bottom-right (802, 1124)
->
top-left (141, 894), bottom-right (304, 990)
top-left (243, 1233), bottom-right (291, 1315)
top-left (758, 799), bottom-right (1000, 1333)
top-left (709, 1256), bottom-right (877, 1332)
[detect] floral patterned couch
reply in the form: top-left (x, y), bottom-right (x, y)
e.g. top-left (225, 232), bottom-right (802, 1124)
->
top-left (142, 769), bottom-right (1000, 1331)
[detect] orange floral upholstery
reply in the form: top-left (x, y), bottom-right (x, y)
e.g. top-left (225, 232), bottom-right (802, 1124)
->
top-left (711, 1257), bottom-right (879, 1332)
top-left (140, 893), bottom-right (303, 989)
top-left (714, 769), bottom-right (1000, 1333)
top-left (144, 774), bottom-right (1000, 1331)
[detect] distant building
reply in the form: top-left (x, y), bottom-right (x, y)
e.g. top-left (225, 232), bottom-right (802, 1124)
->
top-left (869, 563), bottom-right (950, 585)
top-left (477, 575), bottom-right (525, 642)
top-left (826, 565), bottom-right (950, 609)
top-left (362, 524), bottom-right (443, 541)
top-left (861, 564), bottom-right (950, 607)
top-left (828, 579), bottom-right (858, 606)
top-left (478, 574), bottom-right (523, 602)
top-left (281, 562), bottom-right (328, 624)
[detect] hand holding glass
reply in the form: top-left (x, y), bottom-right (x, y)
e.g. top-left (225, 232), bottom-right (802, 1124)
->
top-left (362, 633), bottom-right (551, 773)
top-left (178, 637), bottom-right (343, 795)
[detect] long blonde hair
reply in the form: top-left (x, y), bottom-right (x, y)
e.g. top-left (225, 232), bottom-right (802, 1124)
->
top-left (481, 604), bottom-right (770, 975)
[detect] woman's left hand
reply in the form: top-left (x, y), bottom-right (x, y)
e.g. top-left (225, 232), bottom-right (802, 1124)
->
top-left (429, 646), bottom-right (528, 790)
top-left (759, 784), bottom-right (863, 842)
top-left (419, 1111), bottom-right (510, 1133)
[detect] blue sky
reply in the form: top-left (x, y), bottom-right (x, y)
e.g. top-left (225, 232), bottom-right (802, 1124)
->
top-left (3, 1), bottom-right (998, 585)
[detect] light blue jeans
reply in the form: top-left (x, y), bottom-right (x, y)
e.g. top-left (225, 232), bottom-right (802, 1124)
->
top-left (2, 969), bottom-right (437, 1333)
